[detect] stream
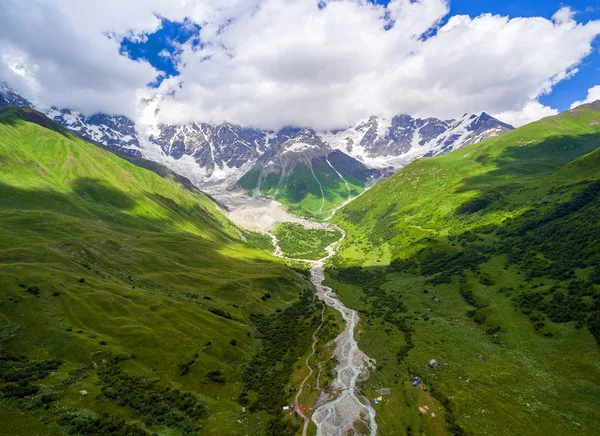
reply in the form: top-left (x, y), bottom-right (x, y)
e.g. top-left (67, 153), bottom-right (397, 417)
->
top-left (270, 226), bottom-right (378, 436)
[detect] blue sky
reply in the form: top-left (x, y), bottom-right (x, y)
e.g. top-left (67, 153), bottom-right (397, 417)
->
top-left (120, 17), bottom-right (201, 87)
top-left (121, 1), bottom-right (600, 113)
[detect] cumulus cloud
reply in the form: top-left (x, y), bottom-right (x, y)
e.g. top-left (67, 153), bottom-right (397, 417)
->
top-left (494, 101), bottom-right (558, 127)
top-left (1, 0), bottom-right (599, 129)
top-left (570, 85), bottom-right (600, 108)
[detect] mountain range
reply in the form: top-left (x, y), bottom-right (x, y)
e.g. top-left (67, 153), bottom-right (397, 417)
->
top-left (0, 81), bottom-right (513, 215)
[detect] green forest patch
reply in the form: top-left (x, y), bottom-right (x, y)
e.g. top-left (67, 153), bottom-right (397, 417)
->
top-left (274, 223), bottom-right (341, 260)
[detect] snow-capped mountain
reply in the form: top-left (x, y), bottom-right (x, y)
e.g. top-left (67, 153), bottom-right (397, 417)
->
top-left (323, 112), bottom-right (514, 168)
top-left (237, 128), bottom-right (381, 216)
top-left (0, 81), bottom-right (33, 107)
top-left (0, 81), bottom-right (513, 197)
top-left (45, 108), bottom-right (141, 157)
top-left (142, 122), bottom-right (270, 190)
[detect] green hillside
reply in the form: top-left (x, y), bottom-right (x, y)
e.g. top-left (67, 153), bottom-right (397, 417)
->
top-left (0, 107), bottom-right (318, 435)
top-left (237, 151), bottom-right (375, 220)
top-left (329, 103), bottom-right (600, 435)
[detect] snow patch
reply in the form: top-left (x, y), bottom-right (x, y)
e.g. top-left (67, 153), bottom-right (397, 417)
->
top-left (282, 141), bottom-right (320, 154)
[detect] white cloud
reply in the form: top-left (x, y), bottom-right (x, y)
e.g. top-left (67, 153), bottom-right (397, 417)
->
top-left (552, 6), bottom-right (575, 25)
top-left (570, 85), bottom-right (600, 108)
top-left (0, 1), bottom-right (599, 128)
top-left (494, 101), bottom-right (558, 127)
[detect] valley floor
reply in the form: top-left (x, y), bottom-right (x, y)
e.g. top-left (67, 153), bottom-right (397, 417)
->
top-left (265, 218), bottom-right (378, 436)
top-left (217, 192), bottom-right (330, 232)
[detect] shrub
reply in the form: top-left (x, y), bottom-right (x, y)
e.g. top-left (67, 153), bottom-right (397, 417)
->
top-left (209, 308), bottom-right (232, 319)
top-left (57, 412), bottom-right (149, 435)
top-left (26, 286), bottom-right (40, 296)
top-left (474, 315), bottom-right (486, 325)
top-left (588, 311), bottom-right (600, 344)
top-left (0, 352), bottom-right (61, 383)
top-left (98, 359), bottom-right (206, 432)
top-left (205, 370), bottom-right (225, 384)
top-left (0, 381), bottom-right (39, 398)
top-left (485, 326), bottom-right (501, 335)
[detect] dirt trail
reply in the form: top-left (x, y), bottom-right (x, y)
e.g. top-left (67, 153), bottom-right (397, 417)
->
top-left (294, 306), bottom-right (325, 436)
top-left (270, 225), bottom-right (378, 436)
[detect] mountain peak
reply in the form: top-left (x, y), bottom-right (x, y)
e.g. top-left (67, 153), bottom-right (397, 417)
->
top-left (0, 81), bottom-right (34, 108)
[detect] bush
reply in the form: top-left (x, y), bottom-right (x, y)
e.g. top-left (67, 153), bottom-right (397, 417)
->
top-left (588, 311), bottom-right (600, 344)
top-left (0, 381), bottom-right (39, 398)
top-left (242, 291), bottom-right (318, 430)
top-left (205, 370), bottom-right (225, 383)
top-left (40, 393), bottom-right (58, 404)
top-left (57, 412), bottom-right (149, 435)
top-left (0, 352), bottom-right (61, 383)
top-left (26, 286), bottom-right (40, 296)
top-left (485, 326), bottom-right (501, 335)
top-left (209, 308), bottom-right (232, 319)
top-left (179, 354), bottom-right (198, 376)
top-left (99, 358), bottom-right (206, 432)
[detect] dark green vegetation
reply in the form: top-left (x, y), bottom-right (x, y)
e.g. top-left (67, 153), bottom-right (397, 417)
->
top-left (241, 290), bottom-right (321, 435)
top-left (0, 107), bottom-right (314, 435)
top-left (312, 309), bottom-right (343, 393)
top-left (237, 150), bottom-right (376, 219)
top-left (331, 102), bottom-right (600, 435)
top-left (275, 223), bottom-right (341, 260)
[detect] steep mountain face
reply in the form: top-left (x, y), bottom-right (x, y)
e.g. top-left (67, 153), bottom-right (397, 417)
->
top-left (323, 112), bottom-right (514, 168)
top-left (0, 81), bottom-right (33, 107)
top-left (144, 122), bottom-right (271, 189)
top-left (236, 128), bottom-right (380, 217)
top-left (45, 107), bottom-right (142, 157)
top-left (330, 103), bottom-right (600, 436)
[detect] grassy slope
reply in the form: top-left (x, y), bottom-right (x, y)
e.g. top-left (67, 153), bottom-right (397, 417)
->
top-left (0, 107), bottom-right (313, 435)
top-left (330, 104), bottom-right (600, 435)
top-left (238, 158), bottom-right (363, 220)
